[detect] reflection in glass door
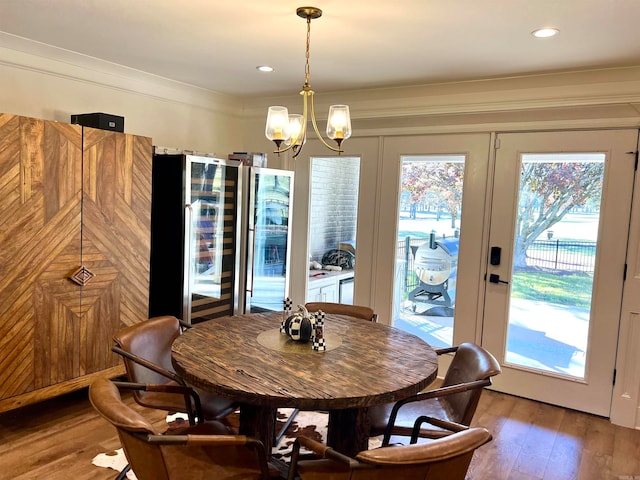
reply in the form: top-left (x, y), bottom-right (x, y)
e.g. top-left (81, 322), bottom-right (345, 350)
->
top-left (189, 166), bottom-right (226, 300)
top-left (393, 155), bottom-right (465, 348)
top-left (246, 169), bottom-right (294, 312)
top-left (186, 157), bottom-right (240, 323)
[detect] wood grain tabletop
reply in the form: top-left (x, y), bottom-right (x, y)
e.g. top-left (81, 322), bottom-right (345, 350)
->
top-left (171, 311), bottom-right (438, 411)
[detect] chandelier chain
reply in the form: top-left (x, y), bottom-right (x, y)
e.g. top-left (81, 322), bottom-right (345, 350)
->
top-left (304, 16), bottom-right (311, 86)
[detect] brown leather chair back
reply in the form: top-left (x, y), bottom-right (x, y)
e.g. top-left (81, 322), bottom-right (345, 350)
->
top-left (89, 378), bottom-right (271, 480)
top-left (112, 316), bottom-right (236, 421)
top-left (113, 315), bottom-right (181, 387)
top-left (290, 426), bottom-right (492, 480)
top-left (90, 377), bottom-right (171, 480)
top-left (304, 302), bottom-right (377, 322)
top-left (367, 343), bottom-right (501, 445)
top-left (440, 343), bottom-right (502, 424)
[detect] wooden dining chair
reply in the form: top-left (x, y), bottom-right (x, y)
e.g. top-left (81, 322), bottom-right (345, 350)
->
top-left (112, 316), bottom-right (237, 425)
top-left (304, 302), bottom-right (378, 322)
top-left (367, 342), bottom-right (501, 446)
top-left (89, 377), bottom-right (278, 480)
top-left (286, 417), bottom-right (492, 480)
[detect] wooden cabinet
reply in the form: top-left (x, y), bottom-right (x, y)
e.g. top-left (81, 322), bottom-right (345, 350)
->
top-left (0, 114), bottom-right (152, 412)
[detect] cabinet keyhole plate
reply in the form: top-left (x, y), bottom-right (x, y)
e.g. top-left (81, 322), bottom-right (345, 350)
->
top-left (69, 266), bottom-right (95, 286)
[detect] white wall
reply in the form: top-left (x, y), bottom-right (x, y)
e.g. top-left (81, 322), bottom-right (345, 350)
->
top-left (0, 43), bottom-right (243, 154)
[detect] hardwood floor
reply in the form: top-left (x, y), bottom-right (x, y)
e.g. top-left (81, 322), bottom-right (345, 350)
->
top-left (469, 390), bottom-right (640, 480)
top-left (0, 388), bottom-right (166, 480)
top-left (0, 387), bottom-right (638, 479)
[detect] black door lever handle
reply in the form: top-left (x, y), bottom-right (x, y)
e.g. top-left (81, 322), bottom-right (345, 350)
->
top-left (489, 273), bottom-right (509, 284)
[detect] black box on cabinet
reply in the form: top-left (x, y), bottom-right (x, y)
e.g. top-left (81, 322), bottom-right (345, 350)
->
top-left (71, 112), bottom-right (124, 132)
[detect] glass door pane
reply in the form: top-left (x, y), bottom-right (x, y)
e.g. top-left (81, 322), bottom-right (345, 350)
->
top-left (248, 169), bottom-right (294, 312)
top-left (186, 156), bottom-right (240, 322)
top-left (379, 133), bottom-right (490, 350)
top-left (505, 154), bottom-right (604, 378)
top-left (393, 155), bottom-right (465, 348)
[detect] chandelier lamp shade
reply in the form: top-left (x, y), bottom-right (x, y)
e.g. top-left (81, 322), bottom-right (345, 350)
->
top-left (265, 6), bottom-right (352, 159)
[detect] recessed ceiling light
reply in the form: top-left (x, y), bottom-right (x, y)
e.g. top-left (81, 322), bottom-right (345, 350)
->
top-left (532, 27), bottom-right (559, 38)
top-left (256, 66), bottom-right (274, 72)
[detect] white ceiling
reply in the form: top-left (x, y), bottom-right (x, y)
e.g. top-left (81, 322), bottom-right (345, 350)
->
top-left (1, 0), bottom-right (639, 98)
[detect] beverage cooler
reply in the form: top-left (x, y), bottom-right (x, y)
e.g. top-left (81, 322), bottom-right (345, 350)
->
top-left (149, 150), bottom-right (294, 323)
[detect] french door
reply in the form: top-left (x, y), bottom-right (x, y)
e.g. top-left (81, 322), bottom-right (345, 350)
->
top-left (380, 129), bottom-right (637, 414)
top-left (379, 133), bottom-right (491, 348)
top-left (483, 130), bottom-right (637, 415)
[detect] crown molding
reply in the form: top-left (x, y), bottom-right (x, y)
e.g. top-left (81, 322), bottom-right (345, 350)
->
top-left (242, 67), bottom-right (640, 120)
top-left (0, 32), bottom-right (241, 116)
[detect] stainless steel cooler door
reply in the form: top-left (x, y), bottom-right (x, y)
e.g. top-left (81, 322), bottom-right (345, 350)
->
top-left (183, 155), bottom-right (240, 323)
top-left (244, 168), bottom-right (294, 313)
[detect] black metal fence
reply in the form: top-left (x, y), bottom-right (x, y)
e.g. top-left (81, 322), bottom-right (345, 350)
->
top-left (524, 239), bottom-right (596, 272)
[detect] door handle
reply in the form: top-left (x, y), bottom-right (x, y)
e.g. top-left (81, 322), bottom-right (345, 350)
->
top-left (184, 204), bottom-right (194, 323)
top-left (489, 273), bottom-right (509, 285)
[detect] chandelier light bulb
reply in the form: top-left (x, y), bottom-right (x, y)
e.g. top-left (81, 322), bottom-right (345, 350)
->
top-left (327, 105), bottom-right (352, 142)
top-left (265, 106), bottom-right (290, 145)
top-left (285, 114), bottom-right (305, 147)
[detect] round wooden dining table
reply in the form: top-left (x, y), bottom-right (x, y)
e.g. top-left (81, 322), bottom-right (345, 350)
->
top-left (171, 311), bottom-right (438, 457)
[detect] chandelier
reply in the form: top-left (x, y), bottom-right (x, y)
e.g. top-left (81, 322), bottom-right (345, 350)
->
top-left (265, 6), bottom-right (351, 159)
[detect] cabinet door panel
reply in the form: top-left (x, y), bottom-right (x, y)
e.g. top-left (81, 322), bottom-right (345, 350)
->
top-left (0, 115), bottom-right (83, 397)
top-left (80, 128), bottom-right (152, 374)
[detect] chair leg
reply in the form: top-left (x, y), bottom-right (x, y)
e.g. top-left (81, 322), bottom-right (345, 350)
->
top-left (116, 464), bottom-right (131, 480)
top-left (274, 408), bottom-right (300, 445)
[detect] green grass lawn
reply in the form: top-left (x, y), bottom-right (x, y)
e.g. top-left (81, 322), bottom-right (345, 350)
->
top-left (511, 270), bottom-right (593, 309)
